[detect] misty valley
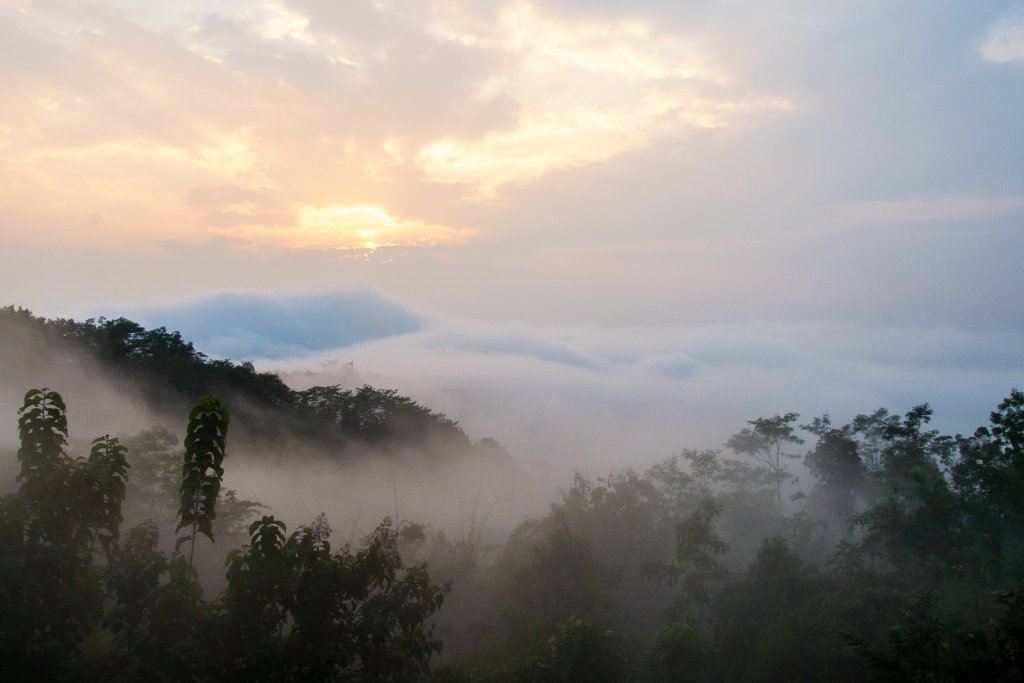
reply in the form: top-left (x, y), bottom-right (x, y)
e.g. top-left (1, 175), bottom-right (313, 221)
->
top-left (2, 305), bottom-right (1023, 682)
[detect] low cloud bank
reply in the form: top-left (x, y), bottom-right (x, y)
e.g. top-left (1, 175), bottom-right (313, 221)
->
top-left (64, 287), bottom-right (1024, 508)
top-left (243, 302), bottom-right (1024, 475)
top-left (124, 289), bottom-right (423, 359)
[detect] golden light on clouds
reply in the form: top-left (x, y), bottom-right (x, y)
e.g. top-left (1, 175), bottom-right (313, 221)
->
top-left (415, 94), bottom-right (792, 194)
top-left (0, 0), bottom-right (793, 248)
top-left (414, 1), bottom-right (792, 194)
top-left (26, 135), bottom-right (256, 176)
top-left (2, 0), bottom-right (1019, 346)
top-left (499, 3), bottom-right (718, 82)
top-left (261, 2), bottom-right (315, 43)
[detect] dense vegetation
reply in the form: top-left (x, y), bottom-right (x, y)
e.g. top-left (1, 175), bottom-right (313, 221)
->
top-left (2, 306), bottom-right (1024, 681)
top-left (1, 389), bottom-right (446, 681)
top-left (422, 393), bottom-right (1024, 682)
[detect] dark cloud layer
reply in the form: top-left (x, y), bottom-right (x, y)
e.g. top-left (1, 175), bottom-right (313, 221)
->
top-left (124, 289), bottom-right (422, 359)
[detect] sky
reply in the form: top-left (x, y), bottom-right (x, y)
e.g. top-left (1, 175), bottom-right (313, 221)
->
top-left (2, 0), bottom-right (1023, 470)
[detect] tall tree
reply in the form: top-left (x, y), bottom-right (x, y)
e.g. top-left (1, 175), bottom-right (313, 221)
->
top-left (950, 388), bottom-right (1024, 581)
top-left (803, 416), bottom-right (866, 538)
top-left (649, 498), bottom-right (730, 626)
top-left (177, 396), bottom-right (229, 567)
top-left (726, 413), bottom-right (804, 523)
top-left (1, 389), bottom-right (130, 679)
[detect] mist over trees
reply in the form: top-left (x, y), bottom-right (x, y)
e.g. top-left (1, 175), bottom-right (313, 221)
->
top-left (0, 306), bottom-right (488, 461)
top-left (2, 306), bottom-right (1024, 681)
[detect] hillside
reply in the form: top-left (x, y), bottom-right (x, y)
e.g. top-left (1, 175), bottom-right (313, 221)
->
top-left (0, 305), bottom-right (497, 463)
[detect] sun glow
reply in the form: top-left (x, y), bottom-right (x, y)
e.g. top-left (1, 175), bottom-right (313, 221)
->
top-left (224, 204), bottom-right (476, 251)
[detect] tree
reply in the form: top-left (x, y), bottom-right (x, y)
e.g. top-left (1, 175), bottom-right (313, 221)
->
top-left (502, 518), bottom-right (618, 649)
top-left (726, 413), bottom-right (804, 523)
top-left (647, 619), bottom-right (713, 683)
top-left (294, 384), bottom-right (470, 452)
top-left (711, 537), bottom-right (858, 682)
top-left (846, 592), bottom-right (1002, 682)
top-left (647, 448), bottom-right (724, 515)
top-left (122, 426), bottom-right (180, 529)
top-left (516, 470), bottom-right (671, 642)
top-left (121, 425), bottom-right (261, 563)
top-left (803, 416), bottom-right (866, 538)
top-left (850, 408), bottom-right (899, 478)
top-left (219, 515), bottom-right (447, 681)
top-left (951, 390), bottom-right (1024, 554)
top-left (526, 616), bottom-right (628, 683)
top-left (221, 515), bottom-right (290, 680)
top-left (177, 396), bottom-right (229, 567)
top-left (877, 404), bottom-right (952, 497)
top-left (1, 389), bottom-right (450, 680)
top-left (0, 389), bottom-right (130, 680)
top-left (648, 498), bottom-right (730, 626)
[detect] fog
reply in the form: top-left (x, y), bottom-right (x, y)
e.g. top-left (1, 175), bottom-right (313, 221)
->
top-left (238, 314), bottom-right (1021, 551)
top-left (121, 289), bottom-right (1023, 474)
top-left (0, 308), bottom-right (550, 551)
top-left (263, 316), bottom-right (1021, 474)
top-left (6, 292), bottom-right (1021, 555)
top-left (1, 290), bottom-right (1005, 549)
top-left (0, 315), bottom-right (179, 446)
top-left (223, 443), bottom-right (544, 550)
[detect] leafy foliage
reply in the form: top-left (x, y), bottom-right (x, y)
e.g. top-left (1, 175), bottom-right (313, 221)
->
top-left (1, 389), bottom-right (130, 679)
top-left (648, 499), bottom-right (729, 623)
top-left (0, 388), bottom-right (449, 681)
top-left (502, 518), bottom-right (618, 649)
top-left (525, 616), bottom-right (628, 683)
top-left (725, 413), bottom-right (804, 522)
top-left (178, 395), bottom-right (230, 564)
top-left (296, 384), bottom-right (469, 449)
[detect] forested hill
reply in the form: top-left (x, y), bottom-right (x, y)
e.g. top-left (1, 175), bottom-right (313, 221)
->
top-left (0, 305), bottom-right (492, 461)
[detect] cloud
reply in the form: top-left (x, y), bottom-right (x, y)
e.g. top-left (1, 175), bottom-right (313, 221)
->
top-left (418, 327), bottom-right (606, 369)
top-left (185, 184), bottom-right (293, 229)
top-left (188, 198), bottom-right (476, 251)
top-left (821, 195), bottom-right (1024, 233)
top-left (982, 17), bottom-right (1024, 63)
top-left (284, 204), bottom-right (475, 250)
top-left (123, 289), bottom-right (423, 359)
top-left (198, 296), bottom-right (1022, 474)
top-left (9, 284), bottom-right (1022, 533)
top-left (0, 1), bottom-right (496, 248)
top-left (4, 0), bottom-right (1023, 364)
top-left (0, 0), bottom-right (794, 250)
top-left (410, 1), bottom-right (792, 194)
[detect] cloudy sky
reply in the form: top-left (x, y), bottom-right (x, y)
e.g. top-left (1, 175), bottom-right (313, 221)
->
top-left (2, 0), bottom-right (1023, 466)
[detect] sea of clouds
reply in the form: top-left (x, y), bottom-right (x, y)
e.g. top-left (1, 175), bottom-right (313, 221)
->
top-left (128, 289), bottom-right (1024, 477)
